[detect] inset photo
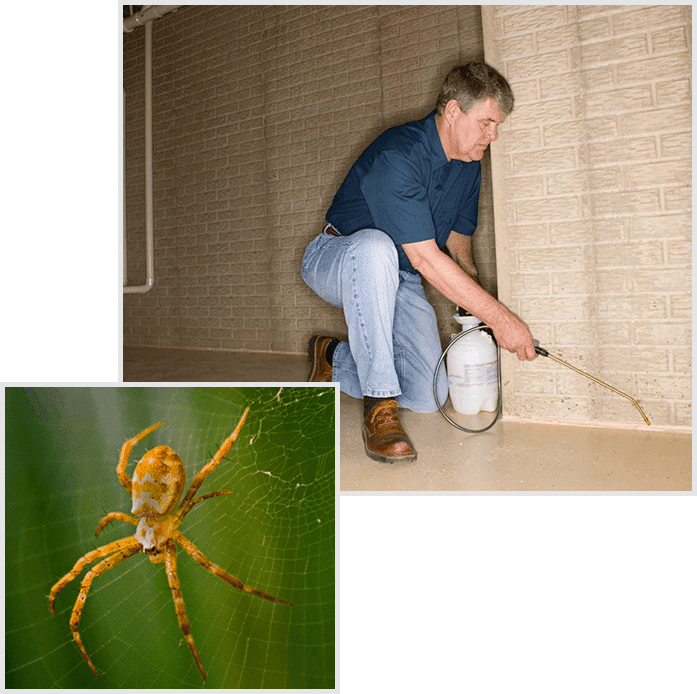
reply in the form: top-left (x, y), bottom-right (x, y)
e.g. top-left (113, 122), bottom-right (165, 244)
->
top-left (5, 386), bottom-right (336, 689)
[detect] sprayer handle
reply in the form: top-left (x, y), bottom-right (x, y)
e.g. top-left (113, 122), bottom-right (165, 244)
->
top-left (532, 340), bottom-right (549, 357)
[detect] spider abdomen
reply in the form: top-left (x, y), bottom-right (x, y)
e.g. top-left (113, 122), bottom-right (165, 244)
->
top-left (131, 445), bottom-right (186, 516)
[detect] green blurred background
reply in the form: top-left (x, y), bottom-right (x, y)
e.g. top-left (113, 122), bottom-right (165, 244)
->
top-left (5, 386), bottom-right (335, 688)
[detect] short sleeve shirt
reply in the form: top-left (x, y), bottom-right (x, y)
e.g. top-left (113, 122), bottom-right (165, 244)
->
top-left (326, 111), bottom-right (482, 274)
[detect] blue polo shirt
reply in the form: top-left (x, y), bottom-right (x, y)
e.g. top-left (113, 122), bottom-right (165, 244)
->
top-left (326, 111), bottom-right (481, 274)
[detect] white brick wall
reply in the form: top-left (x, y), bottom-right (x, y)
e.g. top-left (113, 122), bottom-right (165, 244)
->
top-left (483, 5), bottom-right (691, 427)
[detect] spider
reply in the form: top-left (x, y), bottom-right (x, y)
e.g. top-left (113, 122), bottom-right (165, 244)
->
top-left (48, 407), bottom-right (292, 680)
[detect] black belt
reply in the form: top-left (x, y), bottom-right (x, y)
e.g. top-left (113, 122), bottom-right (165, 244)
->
top-left (323, 223), bottom-right (341, 237)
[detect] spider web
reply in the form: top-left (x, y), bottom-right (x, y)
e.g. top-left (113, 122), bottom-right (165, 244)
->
top-left (5, 386), bottom-right (335, 689)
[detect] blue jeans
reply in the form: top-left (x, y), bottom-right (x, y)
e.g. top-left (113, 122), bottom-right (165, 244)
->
top-left (301, 228), bottom-right (448, 413)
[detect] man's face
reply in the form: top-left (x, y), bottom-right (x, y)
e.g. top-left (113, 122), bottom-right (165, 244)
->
top-left (444, 97), bottom-right (506, 163)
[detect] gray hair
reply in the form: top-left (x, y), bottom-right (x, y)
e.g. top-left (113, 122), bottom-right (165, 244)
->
top-left (435, 62), bottom-right (514, 116)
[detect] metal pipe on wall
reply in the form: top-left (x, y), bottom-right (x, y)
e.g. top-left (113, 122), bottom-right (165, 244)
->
top-left (124, 21), bottom-right (156, 293)
top-left (123, 6), bottom-right (182, 293)
top-left (123, 89), bottom-right (128, 287)
top-left (123, 5), bottom-right (183, 33)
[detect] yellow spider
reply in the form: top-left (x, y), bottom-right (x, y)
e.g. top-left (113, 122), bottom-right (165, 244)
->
top-left (48, 407), bottom-right (291, 680)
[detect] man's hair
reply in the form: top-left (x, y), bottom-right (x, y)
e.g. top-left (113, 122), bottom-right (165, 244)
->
top-left (435, 62), bottom-right (514, 116)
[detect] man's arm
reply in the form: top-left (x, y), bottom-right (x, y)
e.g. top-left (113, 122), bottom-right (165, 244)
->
top-left (445, 231), bottom-right (479, 284)
top-left (402, 238), bottom-right (536, 361)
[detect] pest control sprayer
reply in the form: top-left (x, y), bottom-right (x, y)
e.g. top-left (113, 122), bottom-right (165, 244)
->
top-left (448, 309), bottom-right (499, 414)
top-left (433, 309), bottom-right (503, 434)
top-left (433, 309), bottom-right (651, 431)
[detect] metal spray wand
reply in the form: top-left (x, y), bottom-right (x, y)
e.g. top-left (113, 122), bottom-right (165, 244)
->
top-left (533, 342), bottom-right (651, 426)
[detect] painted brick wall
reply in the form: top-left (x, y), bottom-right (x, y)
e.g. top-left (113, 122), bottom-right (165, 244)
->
top-left (123, 5), bottom-right (489, 354)
top-left (483, 5), bottom-right (691, 427)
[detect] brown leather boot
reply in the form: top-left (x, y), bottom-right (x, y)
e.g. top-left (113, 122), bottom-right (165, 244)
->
top-left (307, 335), bottom-right (337, 382)
top-left (362, 398), bottom-right (417, 463)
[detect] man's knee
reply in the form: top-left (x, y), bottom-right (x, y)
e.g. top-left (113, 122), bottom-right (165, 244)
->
top-left (351, 229), bottom-right (399, 270)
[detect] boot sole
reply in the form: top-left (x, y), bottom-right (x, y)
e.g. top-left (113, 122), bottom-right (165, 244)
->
top-left (362, 426), bottom-right (417, 463)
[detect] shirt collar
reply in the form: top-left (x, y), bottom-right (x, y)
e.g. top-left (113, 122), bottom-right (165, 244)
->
top-left (426, 110), bottom-right (451, 169)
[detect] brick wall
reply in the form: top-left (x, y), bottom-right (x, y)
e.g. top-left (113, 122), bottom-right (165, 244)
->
top-left (123, 5), bottom-right (489, 354)
top-left (482, 5), bottom-right (691, 426)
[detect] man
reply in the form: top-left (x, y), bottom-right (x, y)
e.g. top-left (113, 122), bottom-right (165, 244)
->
top-left (302, 62), bottom-right (536, 463)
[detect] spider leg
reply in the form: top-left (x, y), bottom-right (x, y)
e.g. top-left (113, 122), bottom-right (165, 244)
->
top-left (117, 421), bottom-right (164, 494)
top-left (177, 407), bottom-right (249, 520)
top-left (49, 536), bottom-right (141, 614)
top-left (177, 490), bottom-right (234, 520)
top-left (164, 540), bottom-right (207, 680)
top-left (175, 531), bottom-right (292, 606)
top-left (95, 512), bottom-right (138, 537)
top-left (69, 539), bottom-right (142, 676)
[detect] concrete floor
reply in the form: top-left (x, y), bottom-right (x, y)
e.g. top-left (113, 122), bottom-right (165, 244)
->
top-left (124, 346), bottom-right (692, 492)
top-left (123, 345), bottom-right (310, 382)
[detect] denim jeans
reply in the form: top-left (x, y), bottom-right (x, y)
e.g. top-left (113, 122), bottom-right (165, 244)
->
top-left (301, 228), bottom-right (448, 413)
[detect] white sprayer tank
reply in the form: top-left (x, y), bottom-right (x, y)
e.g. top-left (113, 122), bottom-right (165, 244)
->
top-left (447, 312), bottom-right (498, 415)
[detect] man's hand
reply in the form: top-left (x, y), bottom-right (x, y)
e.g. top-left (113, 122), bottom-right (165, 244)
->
top-left (489, 310), bottom-right (536, 361)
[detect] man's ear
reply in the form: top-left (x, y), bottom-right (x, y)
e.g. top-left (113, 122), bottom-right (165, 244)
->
top-left (443, 99), bottom-right (462, 123)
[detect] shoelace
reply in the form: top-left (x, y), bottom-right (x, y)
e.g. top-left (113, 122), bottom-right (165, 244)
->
top-left (368, 402), bottom-right (401, 430)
